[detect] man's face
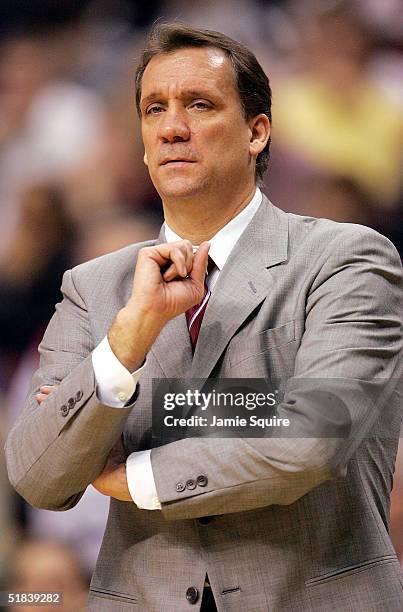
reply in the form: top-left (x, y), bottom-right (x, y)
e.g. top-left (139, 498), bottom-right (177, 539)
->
top-left (139, 47), bottom-right (255, 203)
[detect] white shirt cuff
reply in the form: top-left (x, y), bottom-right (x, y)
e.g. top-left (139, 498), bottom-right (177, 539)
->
top-left (126, 450), bottom-right (161, 510)
top-left (92, 336), bottom-right (146, 407)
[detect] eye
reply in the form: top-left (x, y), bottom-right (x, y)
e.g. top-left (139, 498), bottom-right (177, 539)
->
top-left (189, 101), bottom-right (211, 111)
top-left (146, 104), bottom-right (164, 115)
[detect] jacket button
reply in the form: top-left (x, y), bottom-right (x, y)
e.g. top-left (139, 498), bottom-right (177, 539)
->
top-left (186, 479), bottom-right (197, 490)
top-left (185, 586), bottom-right (199, 604)
top-left (196, 475), bottom-right (208, 487)
top-left (75, 390), bottom-right (83, 401)
top-left (175, 482), bottom-right (185, 492)
top-left (60, 405), bottom-right (69, 417)
top-left (67, 397), bottom-right (75, 409)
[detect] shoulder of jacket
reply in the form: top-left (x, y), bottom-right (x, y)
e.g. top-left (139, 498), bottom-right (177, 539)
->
top-left (261, 194), bottom-right (400, 264)
top-left (265, 196), bottom-right (395, 247)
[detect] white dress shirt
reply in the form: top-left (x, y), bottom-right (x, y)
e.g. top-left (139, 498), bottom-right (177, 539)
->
top-left (92, 188), bottom-right (262, 509)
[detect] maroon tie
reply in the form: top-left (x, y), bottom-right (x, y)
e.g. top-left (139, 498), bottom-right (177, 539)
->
top-left (185, 256), bottom-right (215, 350)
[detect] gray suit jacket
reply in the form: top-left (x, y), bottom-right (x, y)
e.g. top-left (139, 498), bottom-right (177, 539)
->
top-left (5, 196), bottom-right (403, 611)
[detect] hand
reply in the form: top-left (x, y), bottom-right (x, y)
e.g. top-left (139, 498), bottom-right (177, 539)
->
top-left (130, 240), bottom-right (210, 320)
top-left (36, 388), bottom-right (132, 501)
top-left (108, 240), bottom-right (210, 371)
top-left (91, 440), bottom-right (132, 502)
top-left (35, 385), bottom-right (58, 405)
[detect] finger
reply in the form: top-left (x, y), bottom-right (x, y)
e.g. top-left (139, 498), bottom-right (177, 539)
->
top-left (36, 384), bottom-right (58, 404)
top-left (190, 242), bottom-right (210, 285)
top-left (162, 245), bottom-right (189, 281)
top-left (35, 393), bottom-right (48, 405)
top-left (162, 261), bottom-right (184, 281)
top-left (183, 240), bottom-right (194, 272)
top-left (39, 385), bottom-right (55, 394)
top-left (147, 240), bottom-right (192, 267)
top-left (173, 244), bottom-right (190, 277)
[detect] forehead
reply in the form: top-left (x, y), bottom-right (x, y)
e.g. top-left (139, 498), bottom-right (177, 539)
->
top-left (140, 47), bottom-right (238, 100)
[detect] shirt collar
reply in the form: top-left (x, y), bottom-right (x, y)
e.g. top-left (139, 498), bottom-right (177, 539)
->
top-left (164, 187), bottom-right (262, 271)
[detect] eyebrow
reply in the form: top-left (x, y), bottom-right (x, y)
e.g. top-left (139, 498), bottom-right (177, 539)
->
top-left (140, 89), bottom-right (217, 109)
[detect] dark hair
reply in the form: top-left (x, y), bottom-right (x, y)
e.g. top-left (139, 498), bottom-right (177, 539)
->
top-left (135, 22), bottom-right (272, 182)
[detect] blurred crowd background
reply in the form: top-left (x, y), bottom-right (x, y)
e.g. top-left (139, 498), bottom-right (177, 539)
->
top-left (0, 0), bottom-right (402, 609)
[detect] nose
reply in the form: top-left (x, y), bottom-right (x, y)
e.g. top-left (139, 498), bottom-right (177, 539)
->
top-left (158, 106), bottom-right (190, 143)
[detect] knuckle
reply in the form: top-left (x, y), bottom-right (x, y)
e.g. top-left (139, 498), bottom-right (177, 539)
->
top-left (137, 247), bottom-right (149, 258)
top-left (174, 247), bottom-right (185, 260)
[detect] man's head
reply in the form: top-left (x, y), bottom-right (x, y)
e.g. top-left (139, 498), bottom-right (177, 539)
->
top-left (135, 23), bottom-right (271, 210)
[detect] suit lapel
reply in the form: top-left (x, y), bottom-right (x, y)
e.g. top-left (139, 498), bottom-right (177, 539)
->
top-left (150, 314), bottom-right (194, 378)
top-left (191, 196), bottom-right (289, 379)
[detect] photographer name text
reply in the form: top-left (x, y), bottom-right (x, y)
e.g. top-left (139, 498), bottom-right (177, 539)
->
top-left (163, 415), bottom-right (289, 429)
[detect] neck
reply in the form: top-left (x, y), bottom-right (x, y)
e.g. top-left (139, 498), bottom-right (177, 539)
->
top-left (162, 183), bottom-right (257, 243)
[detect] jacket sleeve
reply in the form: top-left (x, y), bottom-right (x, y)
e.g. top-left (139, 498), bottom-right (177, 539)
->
top-left (4, 267), bottom-right (133, 510)
top-left (150, 227), bottom-right (403, 520)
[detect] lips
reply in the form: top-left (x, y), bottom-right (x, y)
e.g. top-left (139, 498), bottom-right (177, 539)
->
top-left (160, 158), bottom-right (196, 165)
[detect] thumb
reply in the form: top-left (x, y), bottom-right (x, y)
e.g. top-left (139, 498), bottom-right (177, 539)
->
top-left (190, 242), bottom-right (210, 285)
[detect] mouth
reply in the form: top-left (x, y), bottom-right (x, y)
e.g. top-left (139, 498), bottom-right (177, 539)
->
top-left (160, 159), bottom-right (196, 166)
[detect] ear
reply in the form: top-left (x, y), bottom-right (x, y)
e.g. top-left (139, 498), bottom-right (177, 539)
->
top-left (143, 151), bottom-right (148, 166)
top-left (248, 114), bottom-right (271, 158)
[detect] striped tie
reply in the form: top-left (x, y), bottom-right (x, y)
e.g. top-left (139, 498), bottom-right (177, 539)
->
top-left (185, 256), bottom-right (215, 350)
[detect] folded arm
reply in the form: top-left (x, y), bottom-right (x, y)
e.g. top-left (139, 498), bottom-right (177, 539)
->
top-left (4, 240), bottom-right (210, 510)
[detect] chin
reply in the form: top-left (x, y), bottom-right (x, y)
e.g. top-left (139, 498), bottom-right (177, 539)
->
top-left (158, 178), bottom-right (208, 200)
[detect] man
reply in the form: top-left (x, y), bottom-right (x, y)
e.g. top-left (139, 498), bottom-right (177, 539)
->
top-left (5, 23), bottom-right (403, 612)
